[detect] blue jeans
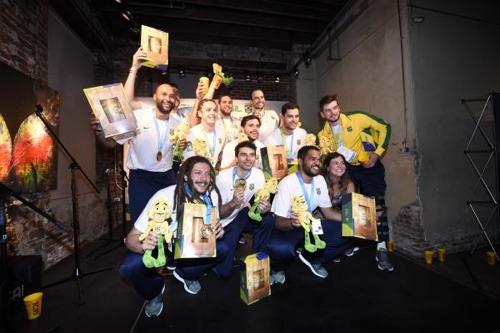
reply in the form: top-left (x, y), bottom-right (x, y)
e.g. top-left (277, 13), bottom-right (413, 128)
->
top-left (119, 251), bottom-right (164, 300)
top-left (265, 219), bottom-right (353, 264)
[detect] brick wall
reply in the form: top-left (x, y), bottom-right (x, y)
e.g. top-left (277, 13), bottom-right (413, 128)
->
top-left (0, 0), bottom-right (48, 82)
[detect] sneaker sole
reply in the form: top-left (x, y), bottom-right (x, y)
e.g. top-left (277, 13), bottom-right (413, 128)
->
top-left (375, 256), bottom-right (395, 272)
top-left (297, 251), bottom-right (328, 278)
top-left (345, 246), bottom-right (360, 257)
top-left (173, 270), bottom-right (200, 295)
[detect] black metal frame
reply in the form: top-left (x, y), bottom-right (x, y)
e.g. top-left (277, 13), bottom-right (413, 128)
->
top-left (463, 93), bottom-right (500, 260)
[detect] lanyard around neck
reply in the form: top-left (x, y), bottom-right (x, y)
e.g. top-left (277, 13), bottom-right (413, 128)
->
top-left (202, 128), bottom-right (217, 156)
top-left (153, 113), bottom-right (168, 153)
top-left (232, 167), bottom-right (251, 183)
top-left (296, 172), bottom-right (315, 212)
top-left (183, 183), bottom-right (213, 225)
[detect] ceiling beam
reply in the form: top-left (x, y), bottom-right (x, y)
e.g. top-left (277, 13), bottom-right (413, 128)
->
top-left (105, 16), bottom-right (316, 48)
top-left (127, 0), bottom-right (335, 21)
top-left (97, 4), bottom-right (325, 33)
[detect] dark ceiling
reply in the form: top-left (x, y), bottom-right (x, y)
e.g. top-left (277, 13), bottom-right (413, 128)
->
top-left (50, 0), bottom-right (349, 51)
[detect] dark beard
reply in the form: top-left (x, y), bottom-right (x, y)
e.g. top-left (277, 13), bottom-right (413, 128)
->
top-left (303, 165), bottom-right (319, 178)
top-left (156, 100), bottom-right (174, 114)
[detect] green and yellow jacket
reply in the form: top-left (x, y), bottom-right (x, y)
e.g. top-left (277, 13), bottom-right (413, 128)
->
top-left (317, 111), bottom-right (391, 166)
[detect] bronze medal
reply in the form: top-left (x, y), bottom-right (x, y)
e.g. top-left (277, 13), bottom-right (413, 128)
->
top-left (156, 151), bottom-right (162, 161)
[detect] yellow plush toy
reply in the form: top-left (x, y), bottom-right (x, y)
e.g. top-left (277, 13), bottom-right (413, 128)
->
top-left (169, 121), bottom-right (190, 161)
top-left (291, 195), bottom-right (326, 253)
top-left (138, 197), bottom-right (174, 268)
top-left (237, 132), bottom-right (249, 143)
top-left (318, 134), bottom-right (334, 155)
top-left (248, 177), bottom-right (279, 222)
top-left (305, 133), bottom-right (317, 146)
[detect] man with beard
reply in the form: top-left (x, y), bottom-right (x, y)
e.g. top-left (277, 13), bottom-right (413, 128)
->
top-left (120, 156), bottom-right (227, 317)
top-left (318, 94), bottom-right (393, 272)
top-left (118, 47), bottom-right (184, 224)
top-left (250, 89), bottom-right (280, 142)
top-left (220, 115), bottom-right (265, 169)
top-left (216, 141), bottom-right (277, 280)
top-left (267, 145), bottom-right (352, 279)
top-left (265, 102), bottom-right (308, 165)
top-left (217, 94), bottom-right (240, 143)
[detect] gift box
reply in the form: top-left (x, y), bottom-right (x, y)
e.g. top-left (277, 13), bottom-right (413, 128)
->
top-left (83, 83), bottom-right (137, 139)
top-left (240, 252), bottom-right (270, 305)
top-left (174, 203), bottom-right (217, 259)
top-left (341, 192), bottom-right (378, 241)
top-left (260, 145), bottom-right (287, 180)
top-left (140, 25), bottom-right (169, 69)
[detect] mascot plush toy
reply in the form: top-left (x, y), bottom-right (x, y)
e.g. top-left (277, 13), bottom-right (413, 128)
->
top-left (291, 195), bottom-right (326, 253)
top-left (248, 177), bottom-right (279, 222)
top-left (169, 121), bottom-right (190, 161)
top-left (139, 197), bottom-right (174, 268)
top-left (305, 133), bottom-right (317, 146)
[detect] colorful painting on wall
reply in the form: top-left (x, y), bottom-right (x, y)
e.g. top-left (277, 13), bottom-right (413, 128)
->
top-left (0, 62), bottom-right (60, 193)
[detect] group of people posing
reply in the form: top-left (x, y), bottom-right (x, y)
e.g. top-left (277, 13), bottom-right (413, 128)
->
top-left (94, 49), bottom-right (393, 317)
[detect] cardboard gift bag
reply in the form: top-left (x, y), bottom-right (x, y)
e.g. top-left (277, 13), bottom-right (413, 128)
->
top-left (174, 203), bottom-right (217, 259)
top-left (260, 145), bottom-right (287, 180)
top-left (240, 252), bottom-right (271, 305)
top-left (341, 192), bottom-right (378, 241)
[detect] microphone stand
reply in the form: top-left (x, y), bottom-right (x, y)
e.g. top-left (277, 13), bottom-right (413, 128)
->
top-left (34, 105), bottom-right (111, 304)
top-left (88, 153), bottom-right (129, 260)
top-left (0, 183), bottom-right (69, 332)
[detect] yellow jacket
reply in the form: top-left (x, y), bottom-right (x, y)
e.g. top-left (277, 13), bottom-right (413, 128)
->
top-left (318, 112), bottom-right (391, 166)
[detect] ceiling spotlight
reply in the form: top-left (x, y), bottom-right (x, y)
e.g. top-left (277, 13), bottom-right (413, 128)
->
top-left (178, 67), bottom-right (185, 78)
top-left (245, 74), bottom-right (251, 81)
top-left (294, 70), bottom-right (300, 78)
top-left (121, 10), bottom-right (132, 21)
top-left (114, 0), bottom-right (122, 3)
top-left (274, 76), bottom-right (280, 83)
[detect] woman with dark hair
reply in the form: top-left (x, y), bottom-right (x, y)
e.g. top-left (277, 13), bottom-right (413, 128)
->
top-left (323, 152), bottom-right (359, 260)
top-left (323, 152), bottom-right (355, 208)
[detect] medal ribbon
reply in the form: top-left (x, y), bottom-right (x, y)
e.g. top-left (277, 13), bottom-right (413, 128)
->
top-left (153, 113), bottom-right (168, 157)
top-left (296, 172), bottom-right (315, 212)
top-left (184, 183), bottom-right (213, 225)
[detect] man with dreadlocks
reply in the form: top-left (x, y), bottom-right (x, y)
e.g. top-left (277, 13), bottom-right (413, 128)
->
top-left (120, 156), bottom-right (228, 317)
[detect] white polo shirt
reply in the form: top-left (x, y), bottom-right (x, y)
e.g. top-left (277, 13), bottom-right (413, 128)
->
top-left (258, 110), bottom-right (280, 142)
top-left (134, 185), bottom-right (220, 235)
top-left (264, 127), bottom-right (308, 163)
top-left (185, 124), bottom-right (226, 167)
top-left (271, 173), bottom-right (331, 218)
top-left (220, 139), bottom-right (265, 170)
top-left (216, 167), bottom-right (265, 227)
top-left (118, 107), bottom-right (179, 172)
